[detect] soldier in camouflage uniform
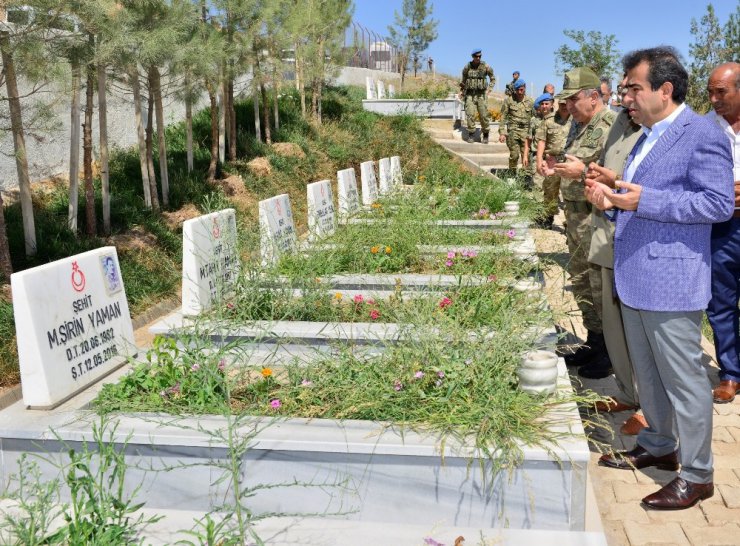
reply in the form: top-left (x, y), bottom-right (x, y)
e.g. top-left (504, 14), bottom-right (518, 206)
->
top-left (551, 67), bottom-right (616, 373)
top-left (536, 99), bottom-right (571, 228)
top-left (505, 70), bottom-right (520, 96)
top-left (460, 49), bottom-right (496, 143)
top-left (498, 79), bottom-right (534, 170)
top-left (525, 93), bottom-right (554, 190)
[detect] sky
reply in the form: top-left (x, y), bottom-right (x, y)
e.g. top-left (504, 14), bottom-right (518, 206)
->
top-left (352, 0), bottom-right (738, 96)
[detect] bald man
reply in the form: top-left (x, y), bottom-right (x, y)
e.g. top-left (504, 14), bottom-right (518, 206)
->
top-left (706, 62), bottom-right (740, 403)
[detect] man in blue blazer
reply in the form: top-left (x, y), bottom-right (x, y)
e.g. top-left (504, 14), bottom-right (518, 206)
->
top-left (584, 47), bottom-right (734, 510)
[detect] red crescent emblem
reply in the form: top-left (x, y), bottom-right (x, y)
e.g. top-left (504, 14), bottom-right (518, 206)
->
top-left (71, 261), bottom-right (86, 292)
top-left (320, 184), bottom-right (325, 197)
top-left (212, 218), bottom-right (221, 239)
top-left (275, 200), bottom-right (282, 216)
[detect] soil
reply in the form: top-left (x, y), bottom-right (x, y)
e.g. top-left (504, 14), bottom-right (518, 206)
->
top-left (160, 204), bottom-right (202, 231)
top-left (271, 142), bottom-right (305, 159)
top-left (245, 157), bottom-right (272, 177)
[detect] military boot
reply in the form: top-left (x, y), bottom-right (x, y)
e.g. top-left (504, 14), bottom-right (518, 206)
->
top-left (564, 330), bottom-right (606, 367)
top-left (578, 353), bottom-right (613, 380)
top-left (482, 132), bottom-right (489, 144)
top-left (465, 133), bottom-right (475, 144)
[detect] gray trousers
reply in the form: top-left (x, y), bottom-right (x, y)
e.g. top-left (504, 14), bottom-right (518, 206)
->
top-left (621, 304), bottom-right (713, 484)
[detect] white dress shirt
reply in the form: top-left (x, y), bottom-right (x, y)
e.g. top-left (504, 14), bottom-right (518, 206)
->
top-left (707, 109), bottom-right (740, 181)
top-left (624, 102), bottom-right (687, 183)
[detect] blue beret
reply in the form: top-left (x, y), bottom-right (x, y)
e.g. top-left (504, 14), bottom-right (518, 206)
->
top-left (513, 79), bottom-right (526, 89)
top-left (534, 93), bottom-right (553, 108)
top-left (471, 49), bottom-right (482, 56)
top-left (513, 70), bottom-right (520, 74)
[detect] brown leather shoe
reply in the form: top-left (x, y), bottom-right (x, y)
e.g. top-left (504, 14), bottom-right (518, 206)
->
top-left (713, 380), bottom-right (740, 404)
top-left (598, 445), bottom-right (679, 471)
top-left (594, 397), bottom-right (639, 413)
top-left (642, 477), bottom-right (713, 510)
top-left (620, 413), bottom-right (648, 435)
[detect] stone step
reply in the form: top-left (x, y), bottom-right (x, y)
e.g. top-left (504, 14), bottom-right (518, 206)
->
top-left (459, 153), bottom-right (510, 166)
top-left (435, 138), bottom-right (508, 154)
top-left (424, 128), bottom-right (456, 139)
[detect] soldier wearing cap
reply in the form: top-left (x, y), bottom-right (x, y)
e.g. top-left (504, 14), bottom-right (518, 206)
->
top-left (505, 70), bottom-right (521, 96)
top-left (499, 79), bottom-right (535, 171)
top-left (550, 67), bottom-right (616, 374)
top-left (525, 93), bottom-right (554, 189)
top-left (460, 49), bottom-right (496, 143)
top-left (536, 97), bottom-right (571, 228)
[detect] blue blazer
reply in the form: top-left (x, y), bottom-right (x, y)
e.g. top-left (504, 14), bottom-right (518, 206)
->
top-left (614, 106), bottom-right (734, 312)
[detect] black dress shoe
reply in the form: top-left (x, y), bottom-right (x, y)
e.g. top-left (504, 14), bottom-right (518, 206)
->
top-left (642, 477), bottom-right (713, 510)
top-left (598, 445), bottom-right (679, 471)
top-left (564, 331), bottom-right (605, 367)
top-left (578, 354), bottom-right (613, 379)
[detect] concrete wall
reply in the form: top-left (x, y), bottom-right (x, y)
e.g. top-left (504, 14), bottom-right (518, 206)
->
top-left (0, 66), bottom-right (391, 192)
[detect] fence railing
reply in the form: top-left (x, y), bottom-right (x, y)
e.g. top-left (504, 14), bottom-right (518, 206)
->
top-left (344, 21), bottom-right (398, 73)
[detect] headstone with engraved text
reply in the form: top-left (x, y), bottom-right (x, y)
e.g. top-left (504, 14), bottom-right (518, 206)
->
top-left (259, 194), bottom-right (298, 266)
top-left (376, 80), bottom-right (386, 99)
top-left (390, 156), bottom-right (402, 187)
top-left (360, 161), bottom-right (379, 206)
top-left (337, 168), bottom-right (361, 219)
top-left (307, 180), bottom-right (336, 241)
top-left (11, 247), bottom-right (136, 409)
top-left (366, 76), bottom-right (376, 99)
top-left (378, 157), bottom-right (392, 195)
top-left (182, 209), bottom-right (240, 316)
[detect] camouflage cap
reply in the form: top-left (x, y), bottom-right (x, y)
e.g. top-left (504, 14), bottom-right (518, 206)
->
top-left (555, 67), bottom-right (600, 100)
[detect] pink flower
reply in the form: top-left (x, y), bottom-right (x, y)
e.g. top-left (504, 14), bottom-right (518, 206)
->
top-left (218, 359), bottom-right (226, 371)
top-left (445, 259), bottom-right (454, 267)
top-left (226, 302), bottom-right (235, 310)
top-left (487, 274), bottom-right (497, 282)
top-left (506, 229), bottom-right (516, 238)
top-left (191, 363), bottom-right (200, 372)
top-left (447, 251), bottom-right (456, 259)
top-left (461, 249), bottom-right (469, 258)
top-left (437, 371), bottom-right (445, 378)
top-left (393, 380), bottom-right (403, 391)
top-left (414, 371), bottom-right (425, 379)
top-left (424, 538), bottom-right (444, 546)
top-left (439, 297), bottom-right (453, 309)
top-left (353, 294), bottom-right (364, 303)
top-left (270, 399), bottom-right (282, 409)
top-left (467, 250), bottom-right (477, 258)
top-left (301, 379), bottom-right (313, 387)
top-left (366, 298), bottom-right (376, 305)
top-left (369, 309), bottom-right (381, 320)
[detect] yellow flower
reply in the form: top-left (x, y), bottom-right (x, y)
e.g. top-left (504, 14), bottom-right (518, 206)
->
top-left (371, 203), bottom-right (382, 209)
top-left (419, 175), bottom-right (426, 181)
top-left (334, 292), bottom-right (343, 300)
top-left (261, 367), bottom-right (273, 378)
top-left (385, 246), bottom-right (392, 254)
top-left (371, 246), bottom-right (380, 254)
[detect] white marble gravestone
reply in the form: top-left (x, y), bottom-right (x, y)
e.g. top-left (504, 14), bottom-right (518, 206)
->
top-left (259, 194), bottom-right (298, 266)
top-left (388, 84), bottom-right (396, 98)
top-left (365, 76), bottom-right (376, 99)
top-left (10, 247), bottom-right (135, 409)
top-left (337, 167), bottom-right (361, 219)
top-left (360, 161), bottom-right (379, 205)
top-left (376, 80), bottom-right (386, 99)
top-left (307, 179), bottom-right (336, 241)
top-left (182, 209), bottom-right (240, 316)
top-left (378, 157), bottom-right (392, 194)
top-left (390, 156), bottom-right (402, 187)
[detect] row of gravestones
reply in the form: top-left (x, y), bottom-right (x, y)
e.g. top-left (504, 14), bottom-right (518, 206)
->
top-left (8, 156), bottom-right (401, 409)
top-left (366, 77), bottom-right (396, 100)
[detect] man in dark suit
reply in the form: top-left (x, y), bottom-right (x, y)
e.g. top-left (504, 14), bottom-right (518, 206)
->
top-left (584, 47), bottom-right (734, 510)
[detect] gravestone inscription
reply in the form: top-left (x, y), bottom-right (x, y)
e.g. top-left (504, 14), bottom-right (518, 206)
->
top-left (337, 168), bottom-right (361, 219)
top-left (360, 161), bottom-right (379, 206)
top-left (259, 194), bottom-right (297, 266)
top-left (307, 179), bottom-right (336, 241)
top-left (378, 157), bottom-right (392, 194)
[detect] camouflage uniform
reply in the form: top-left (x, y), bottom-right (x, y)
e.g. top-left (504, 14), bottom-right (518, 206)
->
top-left (461, 61), bottom-right (495, 136)
top-left (528, 112), bottom-right (546, 185)
top-left (505, 79), bottom-right (516, 96)
top-left (536, 110), bottom-right (571, 219)
top-left (499, 94), bottom-right (534, 169)
top-left (562, 107), bottom-right (616, 334)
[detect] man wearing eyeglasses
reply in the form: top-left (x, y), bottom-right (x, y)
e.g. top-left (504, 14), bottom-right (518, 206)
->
top-left (460, 49), bottom-right (496, 144)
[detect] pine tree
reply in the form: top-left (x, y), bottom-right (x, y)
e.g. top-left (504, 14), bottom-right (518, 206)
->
top-left (686, 3), bottom-right (726, 113)
top-left (554, 29), bottom-right (620, 80)
top-left (387, 0), bottom-right (438, 88)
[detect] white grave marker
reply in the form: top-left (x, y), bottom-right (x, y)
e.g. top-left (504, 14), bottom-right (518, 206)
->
top-left (365, 76), bottom-right (376, 99)
top-left (378, 157), bottom-right (392, 194)
top-left (377, 80), bottom-right (386, 99)
top-left (307, 179), bottom-right (336, 241)
top-left (390, 156), bottom-right (403, 187)
top-left (182, 209), bottom-right (240, 316)
top-left (259, 193), bottom-right (297, 266)
top-left (360, 161), bottom-right (379, 205)
top-left (337, 168), bottom-right (361, 219)
top-left (388, 84), bottom-right (396, 98)
top-left (11, 247), bottom-right (135, 409)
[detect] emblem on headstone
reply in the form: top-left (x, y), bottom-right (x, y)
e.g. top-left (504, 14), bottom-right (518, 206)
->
top-left (71, 261), bottom-right (86, 292)
top-left (212, 217), bottom-right (221, 239)
top-left (100, 254), bottom-right (122, 295)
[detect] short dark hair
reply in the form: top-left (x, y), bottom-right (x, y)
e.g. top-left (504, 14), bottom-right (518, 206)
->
top-left (599, 77), bottom-right (611, 91)
top-left (622, 46), bottom-right (688, 103)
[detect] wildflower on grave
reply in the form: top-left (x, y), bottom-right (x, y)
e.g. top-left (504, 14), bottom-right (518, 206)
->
top-left (270, 399), bottom-right (282, 409)
top-left (369, 309), bottom-right (381, 320)
top-left (218, 359), bottom-right (226, 371)
top-left (487, 274), bottom-right (497, 282)
top-left (467, 250), bottom-right (478, 258)
top-left (385, 246), bottom-right (392, 254)
top-left (419, 175), bottom-right (426, 181)
top-left (506, 229), bottom-right (516, 239)
top-left (393, 380), bottom-right (403, 391)
top-left (439, 297), bottom-right (453, 309)
top-left (334, 292), bottom-right (343, 300)
top-left (437, 371), bottom-right (445, 378)
top-left (447, 251), bottom-right (456, 259)
top-left (191, 363), bottom-right (200, 372)
top-left (301, 379), bottom-right (313, 387)
top-left (371, 245), bottom-right (380, 254)
top-left (424, 538), bottom-right (444, 546)
top-left (170, 383), bottom-right (181, 395)
top-left (461, 249), bottom-right (469, 258)
top-left (445, 259), bottom-right (454, 267)
top-left (414, 371), bottom-right (425, 379)
top-left (353, 294), bottom-right (364, 304)
top-left (371, 202), bottom-right (382, 209)
top-left (159, 390), bottom-right (167, 398)
top-left (366, 298), bottom-right (376, 305)
top-left (226, 302), bottom-right (235, 310)
top-left (261, 367), bottom-right (273, 378)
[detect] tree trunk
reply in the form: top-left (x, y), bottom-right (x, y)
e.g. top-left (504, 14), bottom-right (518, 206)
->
top-left (228, 77), bottom-right (236, 159)
top-left (0, 31), bottom-right (36, 256)
top-left (129, 66), bottom-right (153, 208)
top-left (97, 59), bottom-right (110, 235)
top-left (0, 193), bottom-right (13, 282)
top-left (145, 75), bottom-right (158, 205)
top-left (260, 83), bottom-right (271, 144)
top-left (150, 65), bottom-right (169, 207)
top-left (272, 63), bottom-right (280, 131)
top-left (206, 84), bottom-right (219, 183)
top-left (68, 57), bottom-right (81, 233)
top-left (296, 45), bottom-right (306, 117)
top-left (82, 36), bottom-right (96, 237)
top-left (252, 92), bottom-right (261, 142)
top-left (185, 74), bottom-right (193, 173)
top-left (218, 78), bottom-right (225, 164)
